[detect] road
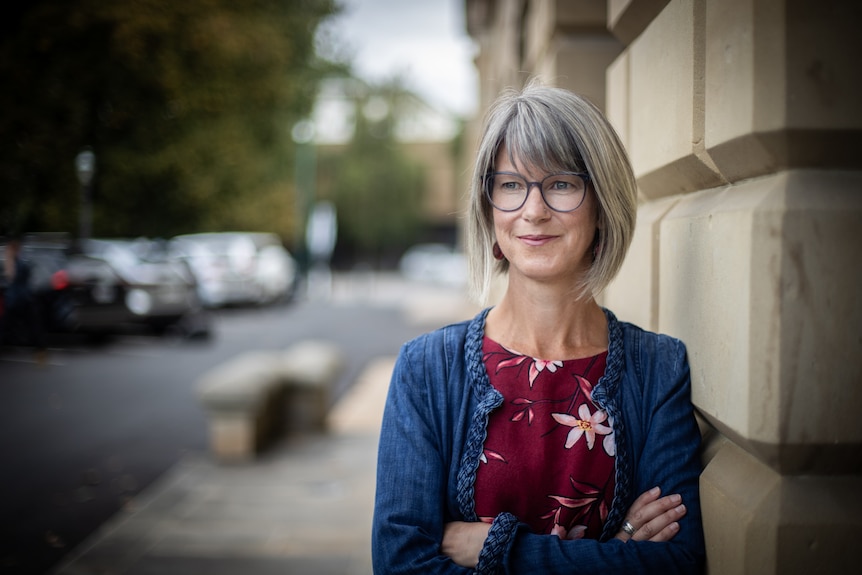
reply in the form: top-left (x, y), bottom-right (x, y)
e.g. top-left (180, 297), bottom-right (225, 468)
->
top-left (0, 273), bottom-right (475, 574)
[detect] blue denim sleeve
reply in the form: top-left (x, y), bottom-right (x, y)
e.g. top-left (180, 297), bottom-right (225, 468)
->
top-left (475, 335), bottom-right (705, 574)
top-left (371, 338), bottom-right (472, 575)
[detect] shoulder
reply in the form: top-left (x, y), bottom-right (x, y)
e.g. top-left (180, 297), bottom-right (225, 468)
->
top-left (617, 320), bottom-right (688, 361)
top-left (388, 311), bottom-right (489, 413)
top-left (392, 309), bottom-right (491, 396)
top-left (605, 311), bottom-right (690, 391)
top-left (399, 308), bottom-right (489, 364)
top-left (606, 316), bottom-right (696, 437)
top-left (601, 305), bottom-right (686, 362)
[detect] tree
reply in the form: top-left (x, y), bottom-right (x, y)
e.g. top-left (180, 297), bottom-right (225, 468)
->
top-left (0, 0), bottom-right (338, 241)
top-left (318, 79), bottom-right (428, 266)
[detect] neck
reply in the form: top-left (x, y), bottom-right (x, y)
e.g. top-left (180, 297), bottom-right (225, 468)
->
top-left (485, 279), bottom-right (608, 360)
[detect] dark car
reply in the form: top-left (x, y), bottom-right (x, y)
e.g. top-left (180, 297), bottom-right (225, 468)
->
top-left (63, 238), bottom-right (210, 336)
top-left (0, 235), bottom-right (76, 345)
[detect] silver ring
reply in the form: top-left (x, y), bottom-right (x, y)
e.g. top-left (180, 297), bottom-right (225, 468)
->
top-left (622, 520), bottom-right (637, 536)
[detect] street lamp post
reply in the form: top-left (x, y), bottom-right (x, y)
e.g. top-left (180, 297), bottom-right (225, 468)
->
top-left (75, 148), bottom-right (96, 241)
top-left (291, 120), bottom-right (316, 273)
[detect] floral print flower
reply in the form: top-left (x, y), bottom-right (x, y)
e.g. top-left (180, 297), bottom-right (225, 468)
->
top-left (551, 403), bottom-right (613, 451)
top-left (528, 359), bottom-right (563, 388)
top-left (487, 347), bottom-right (564, 389)
top-left (602, 416), bottom-right (616, 457)
top-left (510, 398), bottom-right (535, 425)
top-left (480, 449), bottom-right (508, 464)
top-left (542, 486), bottom-right (597, 540)
top-left (553, 523), bottom-right (587, 540)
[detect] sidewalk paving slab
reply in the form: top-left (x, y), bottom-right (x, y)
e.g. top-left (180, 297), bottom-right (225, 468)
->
top-left (53, 357), bottom-right (397, 575)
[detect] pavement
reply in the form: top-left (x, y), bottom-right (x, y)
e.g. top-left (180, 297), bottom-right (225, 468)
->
top-left (51, 275), bottom-right (479, 575)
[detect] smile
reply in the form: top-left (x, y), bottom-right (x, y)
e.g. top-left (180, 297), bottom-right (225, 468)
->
top-left (518, 235), bottom-right (556, 246)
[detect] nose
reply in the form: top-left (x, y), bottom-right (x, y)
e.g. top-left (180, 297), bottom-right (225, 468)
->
top-left (521, 182), bottom-right (550, 220)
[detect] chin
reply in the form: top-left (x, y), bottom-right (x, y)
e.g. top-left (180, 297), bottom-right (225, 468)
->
top-left (510, 259), bottom-right (589, 286)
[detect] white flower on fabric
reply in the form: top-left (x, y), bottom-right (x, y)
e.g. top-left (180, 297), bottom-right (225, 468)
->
top-left (551, 404), bottom-right (613, 451)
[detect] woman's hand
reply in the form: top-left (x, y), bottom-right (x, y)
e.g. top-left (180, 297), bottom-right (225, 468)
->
top-left (616, 486), bottom-right (687, 543)
top-left (442, 487), bottom-right (684, 567)
top-left (442, 521), bottom-right (492, 568)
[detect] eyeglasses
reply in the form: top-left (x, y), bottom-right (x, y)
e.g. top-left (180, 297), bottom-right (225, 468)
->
top-left (484, 171), bottom-right (590, 212)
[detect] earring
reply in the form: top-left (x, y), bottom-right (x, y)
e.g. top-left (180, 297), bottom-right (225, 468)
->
top-left (592, 234), bottom-right (602, 261)
top-left (493, 242), bottom-right (505, 261)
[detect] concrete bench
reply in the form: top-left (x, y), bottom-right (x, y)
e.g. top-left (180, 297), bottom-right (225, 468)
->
top-left (196, 340), bottom-right (344, 462)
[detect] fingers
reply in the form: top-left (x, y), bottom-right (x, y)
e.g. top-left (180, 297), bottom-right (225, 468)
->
top-left (630, 491), bottom-right (680, 528)
top-left (630, 486), bottom-right (662, 510)
top-left (631, 502), bottom-right (686, 542)
top-left (617, 487), bottom-right (687, 543)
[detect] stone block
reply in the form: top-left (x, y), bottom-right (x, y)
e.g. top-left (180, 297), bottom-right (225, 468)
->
top-left (197, 351), bottom-right (285, 461)
top-left (206, 416), bottom-right (258, 462)
top-left (705, 0), bottom-right (862, 181)
top-left (536, 35), bottom-right (622, 111)
top-left (604, 195), bottom-right (678, 331)
top-left (659, 170), bottom-right (862, 473)
top-left (700, 439), bottom-right (861, 574)
top-left (196, 342), bottom-right (344, 462)
top-left (556, 0), bottom-right (608, 28)
top-left (525, 0), bottom-right (611, 68)
top-left (196, 351), bottom-right (282, 411)
top-left (608, 0), bottom-right (671, 44)
top-left (628, 0), bottom-right (724, 198)
top-left (526, 0), bottom-right (609, 64)
top-left (279, 340), bottom-right (344, 433)
top-left (606, 49), bottom-right (630, 154)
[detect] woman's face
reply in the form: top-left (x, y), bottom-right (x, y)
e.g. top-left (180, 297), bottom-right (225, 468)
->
top-left (492, 145), bottom-right (601, 287)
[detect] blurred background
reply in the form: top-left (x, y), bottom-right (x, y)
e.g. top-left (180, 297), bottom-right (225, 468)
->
top-left (1, 0), bottom-right (477, 573)
top-left (0, 0), bottom-right (477, 274)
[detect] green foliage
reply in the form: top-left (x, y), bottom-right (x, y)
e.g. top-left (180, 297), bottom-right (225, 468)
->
top-left (0, 0), bottom-right (338, 241)
top-left (319, 80), bottom-right (427, 264)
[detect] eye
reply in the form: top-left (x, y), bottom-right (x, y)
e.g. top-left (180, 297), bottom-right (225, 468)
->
top-left (543, 174), bottom-right (583, 194)
top-left (494, 174), bottom-right (526, 193)
top-left (544, 179), bottom-right (572, 193)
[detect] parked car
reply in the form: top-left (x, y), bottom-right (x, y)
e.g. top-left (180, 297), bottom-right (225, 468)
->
top-left (0, 234), bottom-right (76, 344)
top-left (169, 232), bottom-right (298, 307)
top-left (63, 238), bottom-right (209, 336)
top-left (398, 243), bottom-right (467, 287)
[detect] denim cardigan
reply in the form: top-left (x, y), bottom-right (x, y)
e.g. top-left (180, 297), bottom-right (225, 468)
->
top-left (372, 308), bottom-right (705, 574)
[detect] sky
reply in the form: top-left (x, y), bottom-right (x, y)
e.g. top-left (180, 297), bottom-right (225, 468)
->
top-left (316, 0), bottom-right (478, 116)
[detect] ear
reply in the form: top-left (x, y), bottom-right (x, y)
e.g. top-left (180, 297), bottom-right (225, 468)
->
top-left (590, 188), bottom-right (605, 230)
top-left (595, 212), bottom-right (606, 230)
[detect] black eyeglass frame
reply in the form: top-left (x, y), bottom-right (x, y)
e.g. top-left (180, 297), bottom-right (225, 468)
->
top-left (483, 171), bottom-right (592, 213)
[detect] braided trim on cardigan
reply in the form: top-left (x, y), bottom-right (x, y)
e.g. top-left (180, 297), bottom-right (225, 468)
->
top-left (593, 308), bottom-right (631, 541)
top-left (455, 308), bottom-right (502, 518)
top-left (475, 512), bottom-right (520, 575)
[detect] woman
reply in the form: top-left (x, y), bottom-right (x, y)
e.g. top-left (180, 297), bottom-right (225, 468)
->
top-left (372, 83), bottom-right (705, 574)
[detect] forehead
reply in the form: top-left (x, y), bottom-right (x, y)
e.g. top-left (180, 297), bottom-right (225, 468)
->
top-left (493, 116), bottom-right (585, 171)
top-left (495, 143), bottom-right (559, 178)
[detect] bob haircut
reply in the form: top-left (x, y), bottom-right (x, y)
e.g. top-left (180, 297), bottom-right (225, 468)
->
top-left (466, 81), bottom-right (638, 303)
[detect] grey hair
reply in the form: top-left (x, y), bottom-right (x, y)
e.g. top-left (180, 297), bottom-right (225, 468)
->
top-left (466, 81), bottom-right (637, 304)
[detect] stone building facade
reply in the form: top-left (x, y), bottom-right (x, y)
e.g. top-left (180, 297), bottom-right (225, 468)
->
top-left (464, 0), bottom-right (861, 572)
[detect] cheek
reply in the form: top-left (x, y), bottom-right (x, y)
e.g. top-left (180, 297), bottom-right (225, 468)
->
top-left (491, 211), bottom-right (508, 238)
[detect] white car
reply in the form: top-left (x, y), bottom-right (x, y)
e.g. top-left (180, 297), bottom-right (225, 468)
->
top-left (399, 243), bottom-right (467, 287)
top-left (169, 232), bottom-right (297, 307)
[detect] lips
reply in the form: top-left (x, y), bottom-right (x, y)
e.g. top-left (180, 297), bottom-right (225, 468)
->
top-left (518, 234), bottom-right (557, 246)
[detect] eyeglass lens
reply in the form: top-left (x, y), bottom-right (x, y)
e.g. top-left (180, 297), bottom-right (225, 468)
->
top-left (488, 172), bottom-right (587, 212)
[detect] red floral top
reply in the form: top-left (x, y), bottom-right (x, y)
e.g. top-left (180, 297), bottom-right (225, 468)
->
top-left (474, 337), bottom-right (615, 540)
